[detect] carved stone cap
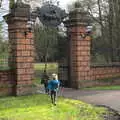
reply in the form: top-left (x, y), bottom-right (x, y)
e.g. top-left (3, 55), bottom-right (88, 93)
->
top-left (64, 8), bottom-right (92, 27)
top-left (4, 2), bottom-right (30, 23)
top-left (10, 2), bottom-right (30, 18)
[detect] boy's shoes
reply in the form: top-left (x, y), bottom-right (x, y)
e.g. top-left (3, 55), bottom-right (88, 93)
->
top-left (52, 101), bottom-right (56, 106)
top-left (53, 102), bottom-right (56, 106)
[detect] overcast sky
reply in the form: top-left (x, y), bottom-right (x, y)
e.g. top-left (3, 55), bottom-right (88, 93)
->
top-left (0, 0), bottom-right (76, 39)
top-left (0, 0), bottom-right (76, 20)
top-left (59, 0), bottom-right (76, 9)
top-left (1, 0), bottom-right (76, 10)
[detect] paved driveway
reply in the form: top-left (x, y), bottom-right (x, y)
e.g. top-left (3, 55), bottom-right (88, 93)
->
top-left (60, 88), bottom-right (120, 112)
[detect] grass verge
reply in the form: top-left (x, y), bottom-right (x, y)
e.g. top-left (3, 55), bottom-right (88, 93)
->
top-left (84, 86), bottom-right (120, 90)
top-left (0, 94), bottom-right (106, 120)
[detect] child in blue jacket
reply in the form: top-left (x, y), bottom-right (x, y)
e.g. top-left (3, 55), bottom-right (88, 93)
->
top-left (47, 73), bottom-right (60, 105)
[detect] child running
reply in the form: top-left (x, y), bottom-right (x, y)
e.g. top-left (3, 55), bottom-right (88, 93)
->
top-left (47, 73), bottom-right (60, 105)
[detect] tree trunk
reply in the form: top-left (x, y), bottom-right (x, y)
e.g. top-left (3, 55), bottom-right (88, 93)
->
top-left (108, 0), bottom-right (114, 62)
top-left (97, 0), bottom-right (104, 39)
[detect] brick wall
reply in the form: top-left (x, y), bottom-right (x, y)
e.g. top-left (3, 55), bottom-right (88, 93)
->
top-left (89, 66), bottom-right (120, 86)
top-left (0, 70), bottom-right (14, 96)
top-left (75, 64), bottom-right (120, 88)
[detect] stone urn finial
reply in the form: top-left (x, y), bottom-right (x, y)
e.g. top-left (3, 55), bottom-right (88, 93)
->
top-left (64, 7), bottom-right (92, 27)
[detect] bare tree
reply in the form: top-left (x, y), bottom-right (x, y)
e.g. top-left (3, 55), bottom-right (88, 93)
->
top-left (0, 0), bottom-right (3, 7)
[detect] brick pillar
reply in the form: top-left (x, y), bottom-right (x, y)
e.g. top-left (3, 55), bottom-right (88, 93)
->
top-left (4, 3), bottom-right (34, 95)
top-left (66, 8), bottom-right (91, 89)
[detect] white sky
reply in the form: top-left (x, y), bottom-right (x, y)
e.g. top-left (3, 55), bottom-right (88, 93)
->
top-left (59, 0), bottom-right (76, 9)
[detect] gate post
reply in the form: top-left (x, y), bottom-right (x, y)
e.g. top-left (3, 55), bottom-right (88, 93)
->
top-left (66, 8), bottom-right (91, 89)
top-left (4, 3), bottom-right (34, 95)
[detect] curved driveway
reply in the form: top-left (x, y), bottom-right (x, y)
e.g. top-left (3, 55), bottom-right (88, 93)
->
top-left (60, 88), bottom-right (120, 113)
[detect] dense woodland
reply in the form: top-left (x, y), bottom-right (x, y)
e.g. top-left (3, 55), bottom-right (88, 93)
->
top-left (0, 0), bottom-right (120, 63)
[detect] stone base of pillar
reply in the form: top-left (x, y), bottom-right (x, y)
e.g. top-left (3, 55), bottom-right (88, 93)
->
top-left (71, 81), bottom-right (80, 89)
top-left (0, 87), bottom-right (13, 97)
top-left (16, 84), bottom-right (36, 96)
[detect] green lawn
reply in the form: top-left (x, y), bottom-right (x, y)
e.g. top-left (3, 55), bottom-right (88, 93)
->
top-left (0, 94), bottom-right (106, 120)
top-left (34, 63), bottom-right (58, 71)
top-left (84, 86), bottom-right (120, 90)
